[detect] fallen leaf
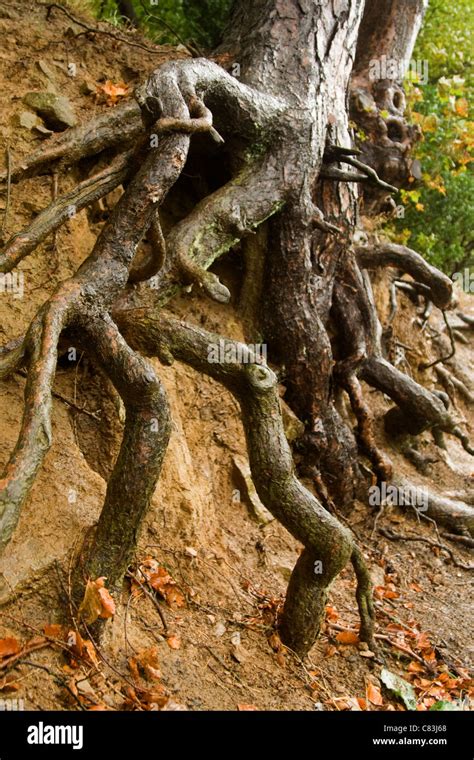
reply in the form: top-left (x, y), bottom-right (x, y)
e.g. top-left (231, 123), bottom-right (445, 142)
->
top-left (336, 630), bottom-right (359, 645)
top-left (408, 661), bottom-right (425, 673)
top-left (238, 704), bottom-right (258, 711)
top-left (367, 682), bottom-right (384, 706)
top-left (166, 635), bottom-right (181, 650)
top-left (82, 640), bottom-right (100, 669)
top-left (0, 638), bottom-right (21, 658)
top-left (79, 577), bottom-right (116, 624)
top-left (381, 668), bottom-right (417, 710)
top-left (139, 560), bottom-right (185, 608)
top-left (0, 674), bottom-right (20, 692)
top-left (96, 80), bottom-right (129, 106)
top-left (132, 647), bottom-right (162, 682)
top-left (44, 624), bottom-right (65, 639)
top-left (268, 632), bottom-right (283, 652)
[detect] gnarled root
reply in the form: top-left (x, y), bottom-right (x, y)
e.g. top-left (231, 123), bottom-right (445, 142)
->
top-left (118, 310), bottom-right (375, 657)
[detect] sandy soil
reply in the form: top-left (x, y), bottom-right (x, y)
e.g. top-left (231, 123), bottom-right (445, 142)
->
top-left (0, 0), bottom-right (472, 713)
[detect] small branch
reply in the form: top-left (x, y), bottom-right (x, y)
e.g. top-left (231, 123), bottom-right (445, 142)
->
top-left (44, 3), bottom-right (166, 56)
top-left (0, 639), bottom-right (50, 671)
top-left (0, 151), bottom-right (132, 274)
top-left (341, 155), bottom-right (398, 193)
top-left (379, 527), bottom-right (474, 571)
top-left (1, 143), bottom-right (12, 236)
top-left (320, 167), bottom-right (368, 183)
top-left (355, 243), bottom-right (453, 310)
top-left (126, 570), bottom-right (168, 634)
top-left (17, 660), bottom-right (86, 711)
top-left (419, 311), bottom-right (455, 371)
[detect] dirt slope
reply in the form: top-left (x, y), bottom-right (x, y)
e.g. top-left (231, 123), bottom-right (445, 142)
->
top-left (0, 0), bottom-right (472, 712)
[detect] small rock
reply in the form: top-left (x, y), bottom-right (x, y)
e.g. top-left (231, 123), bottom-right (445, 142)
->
top-left (359, 650), bottom-right (376, 658)
top-left (231, 644), bottom-right (249, 664)
top-left (37, 60), bottom-right (56, 82)
top-left (18, 111), bottom-right (41, 130)
top-left (184, 546), bottom-right (198, 558)
top-left (206, 614), bottom-right (216, 624)
top-left (213, 622), bottom-right (226, 637)
top-left (230, 631), bottom-right (241, 646)
top-left (22, 91), bottom-right (77, 131)
top-left (76, 678), bottom-right (96, 697)
top-left (371, 565), bottom-right (386, 588)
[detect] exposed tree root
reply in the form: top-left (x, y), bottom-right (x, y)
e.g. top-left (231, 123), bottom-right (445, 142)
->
top-left (116, 311), bottom-right (375, 656)
top-left (379, 527), bottom-right (474, 571)
top-left (355, 243), bottom-right (453, 310)
top-left (0, 0), bottom-right (471, 661)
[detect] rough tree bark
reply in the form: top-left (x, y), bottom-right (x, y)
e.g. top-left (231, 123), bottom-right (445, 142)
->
top-left (0, 0), bottom-right (472, 658)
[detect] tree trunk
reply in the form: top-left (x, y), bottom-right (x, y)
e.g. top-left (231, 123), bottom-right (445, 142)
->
top-left (1, 0), bottom-right (471, 659)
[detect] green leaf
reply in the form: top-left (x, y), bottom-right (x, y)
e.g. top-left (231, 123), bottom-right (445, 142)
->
top-left (380, 668), bottom-right (417, 710)
top-left (430, 700), bottom-right (459, 711)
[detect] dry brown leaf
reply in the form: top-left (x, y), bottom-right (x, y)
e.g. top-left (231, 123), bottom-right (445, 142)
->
top-left (336, 630), bottom-right (359, 645)
top-left (133, 647), bottom-right (162, 682)
top-left (139, 560), bottom-right (186, 608)
top-left (238, 704), bottom-right (258, 711)
top-left (82, 640), bottom-right (100, 669)
top-left (367, 682), bottom-right (384, 706)
top-left (44, 624), bottom-right (65, 639)
top-left (267, 631), bottom-right (284, 653)
top-left (0, 674), bottom-right (20, 692)
top-left (96, 80), bottom-right (129, 106)
top-left (166, 635), bottom-right (181, 650)
top-left (0, 637), bottom-right (21, 658)
top-left (325, 605), bottom-right (338, 622)
top-left (79, 577), bottom-right (116, 624)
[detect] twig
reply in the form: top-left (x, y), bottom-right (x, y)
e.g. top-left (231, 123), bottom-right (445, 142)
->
top-left (15, 369), bottom-right (100, 420)
top-left (1, 143), bottom-right (12, 235)
top-left (420, 310), bottom-right (456, 371)
top-left (328, 622), bottom-right (425, 664)
top-left (138, 0), bottom-right (201, 57)
top-left (379, 527), bottom-right (474, 570)
top-left (127, 570), bottom-right (168, 634)
top-left (0, 639), bottom-right (50, 671)
top-left (17, 659), bottom-right (86, 711)
top-left (441, 532), bottom-right (474, 549)
top-left (44, 3), bottom-right (166, 56)
top-left (341, 155), bottom-right (398, 193)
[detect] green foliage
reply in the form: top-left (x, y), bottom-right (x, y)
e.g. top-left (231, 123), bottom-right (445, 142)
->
top-left (92, 0), bottom-right (232, 50)
top-left (389, 0), bottom-right (474, 274)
